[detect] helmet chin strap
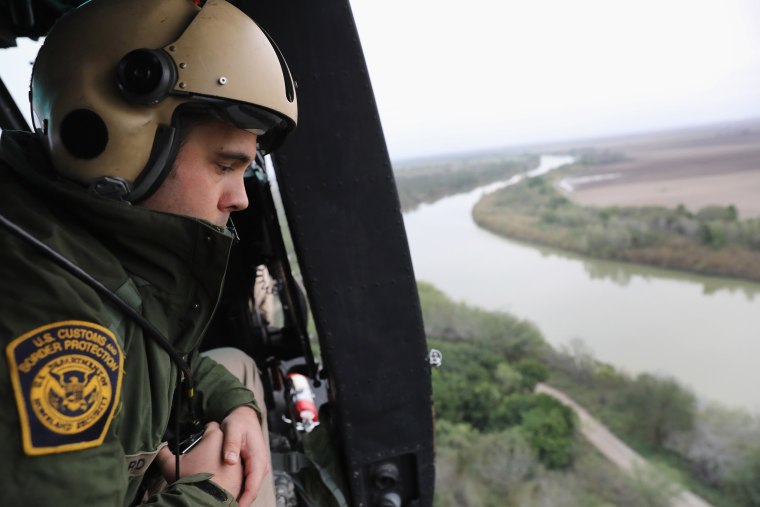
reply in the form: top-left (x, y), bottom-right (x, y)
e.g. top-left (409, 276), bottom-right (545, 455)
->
top-left (88, 125), bottom-right (178, 203)
top-left (87, 124), bottom-right (178, 203)
top-left (125, 124), bottom-right (178, 203)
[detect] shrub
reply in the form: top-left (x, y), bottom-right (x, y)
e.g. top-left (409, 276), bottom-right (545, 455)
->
top-left (418, 282), bottom-right (545, 359)
top-left (618, 374), bottom-right (697, 449)
top-left (514, 358), bottom-right (549, 391)
top-left (667, 403), bottom-right (760, 487)
top-left (626, 464), bottom-right (683, 507)
top-left (696, 205), bottom-right (738, 222)
top-left (521, 402), bottom-right (577, 469)
top-left (494, 362), bottom-right (524, 396)
top-left (434, 421), bottom-right (538, 507)
top-left (725, 447), bottom-right (760, 507)
top-left (494, 393), bottom-right (577, 469)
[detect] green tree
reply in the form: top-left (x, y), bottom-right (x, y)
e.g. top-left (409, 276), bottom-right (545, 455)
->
top-left (494, 393), bottom-right (577, 469)
top-left (521, 403), bottom-right (577, 469)
top-left (626, 464), bottom-right (682, 507)
top-left (494, 362), bottom-right (523, 395)
top-left (700, 221), bottom-right (727, 248)
top-left (434, 421), bottom-right (538, 507)
top-left (696, 205), bottom-right (738, 221)
top-left (513, 358), bottom-right (549, 391)
top-left (726, 446), bottom-right (760, 506)
top-left (620, 374), bottom-right (696, 448)
top-left (419, 282), bottom-right (544, 360)
top-left (430, 338), bottom-right (504, 430)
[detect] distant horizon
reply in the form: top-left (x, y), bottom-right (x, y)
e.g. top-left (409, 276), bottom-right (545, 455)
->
top-left (391, 115), bottom-right (760, 167)
top-left (351, 0), bottom-right (760, 161)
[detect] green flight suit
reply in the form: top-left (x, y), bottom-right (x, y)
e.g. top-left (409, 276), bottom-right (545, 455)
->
top-left (0, 130), bottom-right (258, 506)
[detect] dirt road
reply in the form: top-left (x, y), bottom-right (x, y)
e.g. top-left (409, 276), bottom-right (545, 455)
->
top-left (536, 383), bottom-right (714, 507)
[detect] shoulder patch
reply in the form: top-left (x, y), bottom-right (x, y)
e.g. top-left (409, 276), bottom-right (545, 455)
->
top-left (5, 320), bottom-right (124, 455)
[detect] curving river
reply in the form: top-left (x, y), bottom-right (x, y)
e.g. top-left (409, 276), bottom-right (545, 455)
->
top-left (403, 155), bottom-right (760, 413)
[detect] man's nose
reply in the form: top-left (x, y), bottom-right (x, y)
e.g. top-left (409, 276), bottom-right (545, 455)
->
top-left (224, 175), bottom-right (249, 212)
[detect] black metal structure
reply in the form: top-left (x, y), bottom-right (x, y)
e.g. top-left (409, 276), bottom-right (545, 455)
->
top-left (244, 3), bottom-right (435, 506)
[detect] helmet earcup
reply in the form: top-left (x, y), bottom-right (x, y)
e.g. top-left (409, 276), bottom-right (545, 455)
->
top-left (59, 109), bottom-right (109, 159)
top-left (117, 49), bottom-right (178, 105)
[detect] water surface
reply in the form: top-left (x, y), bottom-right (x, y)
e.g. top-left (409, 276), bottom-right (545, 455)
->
top-left (404, 156), bottom-right (760, 412)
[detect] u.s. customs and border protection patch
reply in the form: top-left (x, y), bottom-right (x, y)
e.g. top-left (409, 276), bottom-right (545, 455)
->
top-left (6, 320), bottom-right (124, 455)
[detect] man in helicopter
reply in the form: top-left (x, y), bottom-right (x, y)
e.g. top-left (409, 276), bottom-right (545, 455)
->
top-left (0, 0), bottom-right (297, 505)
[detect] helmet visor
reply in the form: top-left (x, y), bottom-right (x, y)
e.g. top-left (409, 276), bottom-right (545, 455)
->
top-left (173, 99), bottom-right (288, 152)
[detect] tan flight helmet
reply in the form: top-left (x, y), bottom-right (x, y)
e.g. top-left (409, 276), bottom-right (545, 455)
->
top-left (31, 0), bottom-right (297, 202)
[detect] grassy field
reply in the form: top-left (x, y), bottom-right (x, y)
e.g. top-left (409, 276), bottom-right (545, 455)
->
top-left (539, 119), bottom-right (760, 218)
top-left (471, 121), bottom-right (760, 282)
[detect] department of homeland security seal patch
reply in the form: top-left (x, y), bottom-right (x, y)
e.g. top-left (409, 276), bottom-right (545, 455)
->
top-left (6, 320), bottom-right (124, 455)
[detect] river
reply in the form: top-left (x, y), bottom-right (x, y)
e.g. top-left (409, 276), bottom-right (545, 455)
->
top-left (403, 155), bottom-right (760, 413)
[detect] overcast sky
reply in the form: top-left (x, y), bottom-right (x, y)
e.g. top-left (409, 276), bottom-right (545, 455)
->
top-left (348, 0), bottom-right (760, 160)
top-left (2, 0), bottom-right (759, 161)
top-left (0, 37), bottom-right (39, 129)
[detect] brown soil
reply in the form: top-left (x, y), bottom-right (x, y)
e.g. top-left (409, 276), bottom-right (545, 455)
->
top-left (543, 119), bottom-right (760, 218)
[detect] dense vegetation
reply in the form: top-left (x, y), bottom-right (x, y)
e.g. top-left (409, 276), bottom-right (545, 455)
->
top-left (472, 166), bottom-right (760, 282)
top-left (544, 339), bottom-right (760, 507)
top-left (419, 281), bottom-right (760, 506)
top-left (394, 153), bottom-right (538, 211)
top-left (418, 282), bottom-right (702, 507)
top-left (387, 149), bottom-right (760, 504)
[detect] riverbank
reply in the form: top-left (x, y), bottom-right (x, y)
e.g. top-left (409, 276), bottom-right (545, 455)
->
top-left (420, 281), bottom-right (755, 507)
top-left (472, 171), bottom-right (760, 283)
top-left (404, 155), bottom-right (760, 412)
top-left (393, 152), bottom-right (537, 211)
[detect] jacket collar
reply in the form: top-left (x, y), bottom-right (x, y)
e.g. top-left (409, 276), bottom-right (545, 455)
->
top-left (0, 130), bottom-right (235, 345)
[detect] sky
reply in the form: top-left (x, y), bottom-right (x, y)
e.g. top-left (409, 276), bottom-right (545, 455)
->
top-left (0, 37), bottom-right (41, 130)
top-left (348, 0), bottom-right (760, 160)
top-left (2, 0), bottom-right (759, 161)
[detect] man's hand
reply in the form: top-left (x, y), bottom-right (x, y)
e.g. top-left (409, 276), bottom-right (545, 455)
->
top-left (220, 405), bottom-right (269, 507)
top-left (157, 406), bottom-right (267, 506)
top-left (157, 421), bottom-right (244, 498)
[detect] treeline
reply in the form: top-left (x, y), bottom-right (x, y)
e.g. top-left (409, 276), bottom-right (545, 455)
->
top-left (545, 339), bottom-right (760, 507)
top-left (472, 173), bottom-right (760, 282)
top-left (464, 167), bottom-right (760, 503)
top-left (421, 281), bottom-right (760, 506)
top-left (419, 282), bottom-right (693, 507)
top-left (394, 154), bottom-right (538, 212)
